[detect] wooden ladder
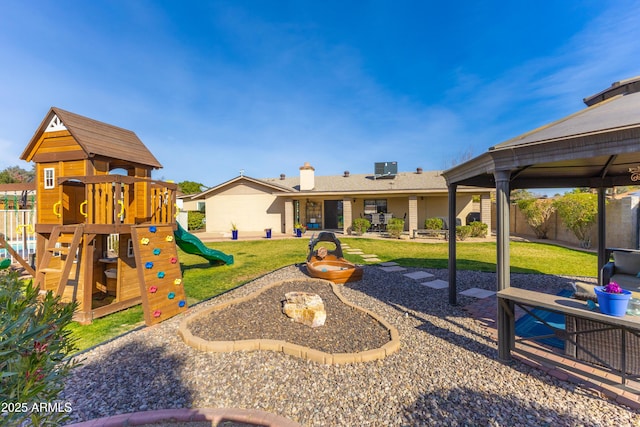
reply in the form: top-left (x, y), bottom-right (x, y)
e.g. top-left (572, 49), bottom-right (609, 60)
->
top-left (34, 224), bottom-right (84, 297)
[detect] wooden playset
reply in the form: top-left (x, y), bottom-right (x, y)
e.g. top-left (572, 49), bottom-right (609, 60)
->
top-left (16, 107), bottom-right (188, 325)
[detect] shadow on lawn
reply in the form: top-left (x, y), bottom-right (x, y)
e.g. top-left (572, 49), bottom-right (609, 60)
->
top-left (388, 257), bottom-right (542, 274)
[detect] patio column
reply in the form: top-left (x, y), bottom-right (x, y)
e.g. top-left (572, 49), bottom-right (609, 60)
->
top-left (494, 169), bottom-right (512, 361)
top-left (408, 195), bottom-right (418, 236)
top-left (448, 184), bottom-right (457, 305)
top-left (342, 197), bottom-right (353, 235)
top-left (480, 193), bottom-right (491, 229)
top-left (597, 187), bottom-right (607, 285)
top-left (284, 199), bottom-right (294, 235)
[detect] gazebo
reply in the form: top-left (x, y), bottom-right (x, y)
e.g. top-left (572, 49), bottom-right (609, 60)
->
top-left (442, 76), bottom-right (640, 361)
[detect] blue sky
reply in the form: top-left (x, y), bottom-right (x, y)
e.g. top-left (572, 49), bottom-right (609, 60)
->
top-left (1, 1), bottom-right (639, 187)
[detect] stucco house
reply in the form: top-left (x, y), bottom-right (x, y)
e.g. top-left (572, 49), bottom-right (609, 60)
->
top-left (186, 162), bottom-right (492, 237)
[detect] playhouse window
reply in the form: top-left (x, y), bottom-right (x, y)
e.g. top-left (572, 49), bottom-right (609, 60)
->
top-left (44, 168), bottom-right (55, 189)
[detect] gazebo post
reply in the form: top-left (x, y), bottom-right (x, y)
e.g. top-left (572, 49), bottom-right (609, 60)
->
top-left (597, 186), bottom-right (607, 285)
top-left (447, 183), bottom-right (457, 305)
top-left (495, 170), bottom-right (513, 361)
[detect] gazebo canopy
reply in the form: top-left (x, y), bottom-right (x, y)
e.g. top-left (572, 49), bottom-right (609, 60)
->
top-left (444, 76), bottom-right (640, 190)
top-left (442, 76), bottom-right (640, 361)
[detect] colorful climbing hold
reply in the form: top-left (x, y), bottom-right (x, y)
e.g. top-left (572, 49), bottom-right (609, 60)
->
top-left (149, 226), bottom-right (157, 233)
top-left (157, 271), bottom-right (165, 278)
top-left (170, 257), bottom-right (178, 264)
top-left (153, 310), bottom-right (162, 318)
top-left (168, 292), bottom-right (175, 299)
top-left (141, 237), bottom-right (150, 245)
top-left (174, 278), bottom-right (182, 285)
top-left (166, 235), bottom-right (174, 242)
top-left (145, 261), bottom-right (154, 269)
top-left (178, 300), bottom-right (186, 307)
top-left (149, 286), bottom-right (158, 293)
top-left (153, 248), bottom-right (161, 255)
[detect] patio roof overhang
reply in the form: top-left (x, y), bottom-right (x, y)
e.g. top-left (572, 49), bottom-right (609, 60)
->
top-left (441, 76), bottom-right (640, 362)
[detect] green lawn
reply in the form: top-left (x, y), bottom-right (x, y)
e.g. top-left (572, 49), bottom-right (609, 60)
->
top-left (67, 237), bottom-right (597, 352)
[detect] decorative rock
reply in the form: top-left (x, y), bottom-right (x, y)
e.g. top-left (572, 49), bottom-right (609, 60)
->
top-left (282, 292), bottom-right (326, 327)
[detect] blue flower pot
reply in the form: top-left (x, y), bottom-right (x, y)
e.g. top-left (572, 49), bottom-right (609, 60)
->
top-left (231, 230), bottom-right (238, 240)
top-left (594, 286), bottom-right (632, 317)
top-left (295, 228), bottom-right (302, 238)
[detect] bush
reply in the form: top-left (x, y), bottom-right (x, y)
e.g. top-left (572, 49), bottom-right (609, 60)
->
top-left (188, 211), bottom-right (206, 230)
top-left (387, 218), bottom-right (405, 238)
top-left (553, 192), bottom-right (598, 248)
top-left (516, 197), bottom-right (555, 239)
top-left (352, 218), bottom-right (370, 235)
top-left (424, 217), bottom-right (444, 230)
top-left (468, 221), bottom-right (488, 238)
top-left (0, 271), bottom-right (79, 426)
top-left (456, 225), bottom-right (472, 240)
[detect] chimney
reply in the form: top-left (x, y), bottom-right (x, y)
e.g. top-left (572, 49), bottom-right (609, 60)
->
top-left (416, 167), bottom-right (423, 174)
top-left (343, 171), bottom-right (350, 177)
top-left (280, 173), bottom-right (286, 180)
top-left (299, 162), bottom-right (315, 190)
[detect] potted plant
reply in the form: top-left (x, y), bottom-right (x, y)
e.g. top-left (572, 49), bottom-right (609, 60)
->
top-left (231, 222), bottom-right (238, 240)
top-left (294, 223), bottom-right (305, 238)
top-left (594, 281), bottom-right (632, 316)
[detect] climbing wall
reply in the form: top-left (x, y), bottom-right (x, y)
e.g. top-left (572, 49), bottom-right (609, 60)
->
top-left (131, 224), bottom-right (188, 326)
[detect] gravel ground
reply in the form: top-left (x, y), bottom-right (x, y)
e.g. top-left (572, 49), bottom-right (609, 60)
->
top-left (62, 265), bottom-right (640, 426)
top-left (187, 279), bottom-right (391, 354)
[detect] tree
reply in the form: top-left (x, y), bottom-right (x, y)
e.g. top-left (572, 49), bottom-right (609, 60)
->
top-left (516, 197), bottom-right (555, 239)
top-left (553, 192), bottom-right (598, 248)
top-left (510, 189), bottom-right (535, 203)
top-left (443, 148), bottom-right (474, 170)
top-left (178, 181), bottom-right (206, 195)
top-left (0, 165), bottom-right (34, 184)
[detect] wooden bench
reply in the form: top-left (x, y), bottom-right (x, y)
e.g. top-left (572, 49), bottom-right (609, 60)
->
top-left (497, 287), bottom-right (640, 385)
top-left (412, 229), bottom-right (448, 240)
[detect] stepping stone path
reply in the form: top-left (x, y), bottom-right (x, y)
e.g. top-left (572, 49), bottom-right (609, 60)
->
top-left (379, 261), bottom-right (399, 267)
top-left (460, 288), bottom-right (496, 299)
top-left (379, 266), bottom-right (407, 272)
top-left (403, 271), bottom-right (434, 280)
top-left (421, 279), bottom-right (448, 289)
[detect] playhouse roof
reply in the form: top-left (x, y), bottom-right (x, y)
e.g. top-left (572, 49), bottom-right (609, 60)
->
top-left (20, 107), bottom-right (162, 169)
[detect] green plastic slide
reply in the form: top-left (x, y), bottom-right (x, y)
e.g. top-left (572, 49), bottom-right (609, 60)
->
top-left (174, 223), bottom-right (234, 265)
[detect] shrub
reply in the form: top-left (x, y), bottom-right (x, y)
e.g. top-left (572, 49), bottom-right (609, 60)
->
top-left (424, 217), bottom-right (444, 230)
top-left (516, 197), bottom-right (555, 239)
top-left (468, 221), bottom-right (488, 238)
top-left (456, 225), bottom-right (472, 240)
top-left (188, 211), bottom-right (206, 230)
top-left (352, 218), bottom-right (370, 235)
top-left (0, 271), bottom-right (79, 426)
top-left (553, 192), bottom-right (598, 248)
top-left (387, 218), bottom-right (405, 238)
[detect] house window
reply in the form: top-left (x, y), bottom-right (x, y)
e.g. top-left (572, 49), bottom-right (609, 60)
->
top-left (364, 199), bottom-right (387, 214)
top-left (44, 168), bottom-right (55, 189)
top-left (196, 201), bottom-right (206, 212)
